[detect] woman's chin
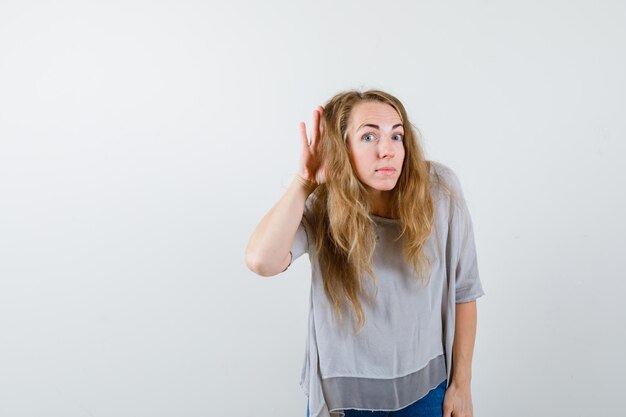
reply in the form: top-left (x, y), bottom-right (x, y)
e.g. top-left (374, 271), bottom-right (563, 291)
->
top-left (367, 181), bottom-right (399, 191)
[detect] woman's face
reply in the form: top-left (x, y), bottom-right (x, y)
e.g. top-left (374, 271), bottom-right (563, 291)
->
top-left (345, 101), bottom-right (405, 192)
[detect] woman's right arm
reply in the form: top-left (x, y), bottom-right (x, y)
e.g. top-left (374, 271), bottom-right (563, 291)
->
top-left (244, 175), bottom-right (316, 276)
top-left (244, 105), bottom-right (326, 277)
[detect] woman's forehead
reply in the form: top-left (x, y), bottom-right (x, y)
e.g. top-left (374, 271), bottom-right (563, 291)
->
top-left (349, 101), bottom-right (402, 129)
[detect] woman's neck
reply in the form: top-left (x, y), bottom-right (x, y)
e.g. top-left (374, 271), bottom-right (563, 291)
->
top-left (368, 190), bottom-right (395, 218)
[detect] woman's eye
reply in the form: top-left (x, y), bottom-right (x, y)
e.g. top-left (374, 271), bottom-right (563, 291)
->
top-left (362, 133), bottom-right (375, 142)
top-left (393, 134), bottom-right (404, 141)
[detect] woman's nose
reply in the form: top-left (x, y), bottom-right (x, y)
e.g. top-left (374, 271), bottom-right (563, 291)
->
top-left (379, 136), bottom-right (395, 158)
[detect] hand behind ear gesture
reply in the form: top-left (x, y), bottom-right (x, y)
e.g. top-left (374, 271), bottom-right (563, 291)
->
top-left (297, 106), bottom-right (327, 188)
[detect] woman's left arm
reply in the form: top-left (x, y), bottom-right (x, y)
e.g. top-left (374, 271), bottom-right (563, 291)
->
top-left (443, 300), bottom-right (477, 417)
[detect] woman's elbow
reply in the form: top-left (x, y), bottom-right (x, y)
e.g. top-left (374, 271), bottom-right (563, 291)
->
top-left (245, 251), bottom-right (282, 277)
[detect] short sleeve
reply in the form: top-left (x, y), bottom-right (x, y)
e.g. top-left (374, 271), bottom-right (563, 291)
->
top-left (446, 168), bottom-right (485, 303)
top-left (290, 219), bottom-right (309, 261)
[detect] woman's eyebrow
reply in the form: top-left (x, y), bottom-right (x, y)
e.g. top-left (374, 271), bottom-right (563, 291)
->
top-left (357, 123), bottom-right (404, 131)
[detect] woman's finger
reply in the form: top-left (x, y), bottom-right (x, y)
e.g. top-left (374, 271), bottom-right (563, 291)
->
top-left (310, 108), bottom-right (320, 148)
top-left (299, 121), bottom-right (309, 147)
top-left (312, 106), bottom-right (324, 150)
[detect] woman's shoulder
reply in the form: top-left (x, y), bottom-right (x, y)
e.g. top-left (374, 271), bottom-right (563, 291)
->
top-left (427, 160), bottom-right (458, 183)
top-left (426, 160), bottom-right (463, 198)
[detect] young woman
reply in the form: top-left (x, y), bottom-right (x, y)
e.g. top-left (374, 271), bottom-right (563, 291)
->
top-left (245, 90), bottom-right (485, 417)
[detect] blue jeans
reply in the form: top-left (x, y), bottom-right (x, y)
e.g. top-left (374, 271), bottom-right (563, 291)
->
top-left (306, 379), bottom-right (447, 417)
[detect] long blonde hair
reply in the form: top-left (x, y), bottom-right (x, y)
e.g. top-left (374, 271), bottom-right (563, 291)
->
top-left (306, 89), bottom-right (438, 334)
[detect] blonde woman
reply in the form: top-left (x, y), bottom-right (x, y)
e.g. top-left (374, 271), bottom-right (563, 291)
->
top-left (245, 90), bottom-right (485, 417)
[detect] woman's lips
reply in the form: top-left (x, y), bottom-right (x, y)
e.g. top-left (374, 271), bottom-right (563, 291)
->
top-left (376, 168), bottom-right (396, 176)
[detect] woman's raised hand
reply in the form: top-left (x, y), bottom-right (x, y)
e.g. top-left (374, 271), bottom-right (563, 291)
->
top-left (297, 106), bottom-right (327, 188)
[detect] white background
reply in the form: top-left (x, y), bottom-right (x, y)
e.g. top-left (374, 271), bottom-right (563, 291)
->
top-left (1, 0), bottom-right (624, 416)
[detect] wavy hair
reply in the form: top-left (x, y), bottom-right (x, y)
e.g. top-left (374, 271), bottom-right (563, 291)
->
top-left (306, 89), bottom-right (442, 334)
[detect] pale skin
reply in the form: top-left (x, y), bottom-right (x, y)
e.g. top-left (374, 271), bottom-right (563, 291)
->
top-left (344, 101), bottom-right (406, 217)
top-left (246, 102), bottom-right (478, 416)
top-left (445, 300), bottom-right (478, 417)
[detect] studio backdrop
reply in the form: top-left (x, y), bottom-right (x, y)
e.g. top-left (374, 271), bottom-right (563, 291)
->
top-left (0, 1), bottom-right (624, 416)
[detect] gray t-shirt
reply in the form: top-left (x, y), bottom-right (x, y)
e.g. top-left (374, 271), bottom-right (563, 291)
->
top-left (288, 161), bottom-right (485, 417)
